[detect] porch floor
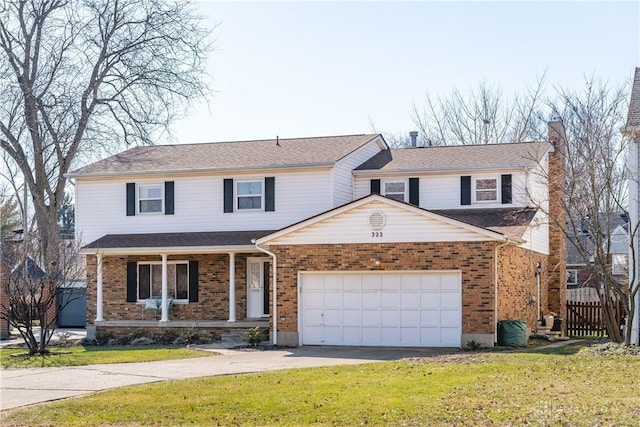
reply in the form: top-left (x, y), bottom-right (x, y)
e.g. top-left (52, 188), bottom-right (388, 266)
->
top-left (94, 319), bottom-right (269, 328)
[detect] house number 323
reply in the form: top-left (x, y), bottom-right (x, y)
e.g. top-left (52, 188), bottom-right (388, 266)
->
top-left (371, 231), bottom-right (383, 237)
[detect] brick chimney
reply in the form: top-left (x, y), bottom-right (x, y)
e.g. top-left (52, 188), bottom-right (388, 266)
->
top-left (546, 118), bottom-right (567, 318)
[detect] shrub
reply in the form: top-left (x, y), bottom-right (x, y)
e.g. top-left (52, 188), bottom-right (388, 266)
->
top-left (243, 327), bottom-right (267, 347)
top-left (94, 331), bottom-right (114, 346)
top-left (155, 329), bottom-right (180, 345)
top-left (466, 339), bottom-right (482, 351)
top-left (181, 329), bottom-right (213, 345)
top-left (130, 337), bottom-right (155, 346)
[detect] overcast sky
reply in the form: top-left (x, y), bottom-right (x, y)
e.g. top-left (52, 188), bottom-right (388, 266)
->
top-left (167, 1), bottom-right (639, 144)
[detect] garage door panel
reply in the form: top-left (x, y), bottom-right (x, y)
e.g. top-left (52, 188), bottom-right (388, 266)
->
top-left (301, 272), bottom-right (461, 347)
top-left (343, 275), bottom-right (362, 291)
top-left (362, 310), bottom-right (380, 326)
top-left (343, 309), bottom-right (361, 325)
top-left (401, 292), bottom-right (420, 308)
top-left (401, 327), bottom-right (420, 344)
top-left (381, 292), bottom-right (400, 308)
top-left (401, 274), bottom-right (421, 290)
top-left (421, 292), bottom-right (440, 308)
top-left (381, 309), bottom-right (400, 326)
top-left (440, 292), bottom-right (460, 308)
top-left (362, 293), bottom-right (380, 308)
top-left (401, 310), bottom-right (420, 327)
top-left (381, 327), bottom-right (401, 344)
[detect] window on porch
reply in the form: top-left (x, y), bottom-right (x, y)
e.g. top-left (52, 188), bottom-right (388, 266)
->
top-left (138, 262), bottom-right (188, 301)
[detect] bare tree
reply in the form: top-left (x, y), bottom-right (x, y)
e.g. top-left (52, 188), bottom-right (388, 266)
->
top-left (0, 235), bottom-right (87, 354)
top-left (541, 78), bottom-right (631, 343)
top-left (0, 0), bottom-right (211, 279)
top-left (411, 76), bottom-right (547, 146)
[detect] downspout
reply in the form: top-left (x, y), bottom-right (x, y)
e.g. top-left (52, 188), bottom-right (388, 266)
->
top-left (254, 242), bottom-right (278, 346)
top-left (494, 239), bottom-right (513, 344)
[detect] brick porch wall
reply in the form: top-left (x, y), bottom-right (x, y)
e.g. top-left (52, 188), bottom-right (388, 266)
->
top-left (86, 253), bottom-right (265, 324)
top-left (270, 242), bottom-right (499, 338)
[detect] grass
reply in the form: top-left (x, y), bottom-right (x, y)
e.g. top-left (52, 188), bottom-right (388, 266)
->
top-left (0, 345), bottom-right (211, 368)
top-left (3, 342), bottom-right (640, 426)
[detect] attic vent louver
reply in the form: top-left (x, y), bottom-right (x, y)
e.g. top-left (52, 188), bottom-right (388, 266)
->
top-left (369, 211), bottom-right (386, 231)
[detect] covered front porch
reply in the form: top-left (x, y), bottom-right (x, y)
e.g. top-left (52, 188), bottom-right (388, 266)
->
top-left (82, 230), bottom-right (277, 341)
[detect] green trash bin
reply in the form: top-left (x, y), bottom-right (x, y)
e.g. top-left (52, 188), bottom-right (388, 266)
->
top-left (497, 320), bottom-right (527, 347)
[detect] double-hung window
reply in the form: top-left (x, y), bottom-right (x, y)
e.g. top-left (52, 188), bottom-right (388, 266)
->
top-left (138, 262), bottom-right (189, 301)
top-left (383, 181), bottom-right (406, 202)
top-left (138, 184), bottom-right (163, 214)
top-left (474, 178), bottom-right (498, 202)
top-left (566, 269), bottom-right (578, 286)
top-left (612, 254), bottom-right (628, 275)
top-left (237, 180), bottom-right (263, 210)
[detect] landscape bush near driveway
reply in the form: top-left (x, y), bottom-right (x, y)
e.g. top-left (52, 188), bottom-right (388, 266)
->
top-left (3, 343), bottom-right (639, 426)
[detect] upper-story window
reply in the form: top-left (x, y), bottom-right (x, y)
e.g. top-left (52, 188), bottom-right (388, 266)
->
top-left (612, 254), bottom-right (628, 275)
top-left (567, 269), bottom-right (578, 286)
top-left (138, 184), bottom-right (163, 214)
top-left (237, 180), bottom-right (263, 210)
top-left (474, 178), bottom-right (498, 202)
top-left (383, 181), bottom-right (406, 202)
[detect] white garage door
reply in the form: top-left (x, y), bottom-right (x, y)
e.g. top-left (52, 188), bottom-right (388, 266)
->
top-left (300, 271), bottom-right (462, 347)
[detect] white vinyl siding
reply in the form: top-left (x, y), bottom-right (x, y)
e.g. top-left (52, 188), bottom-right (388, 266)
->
top-left (519, 209), bottom-right (549, 255)
top-left (354, 171), bottom-right (528, 210)
top-left (332, 138), bottom-right (384, 206)
top-left (266, 200), bottom-right (501, 245)
top-left (75, 170), bottom-right (332, 245)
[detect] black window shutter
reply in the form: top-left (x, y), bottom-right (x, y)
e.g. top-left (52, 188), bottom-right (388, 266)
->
top-left (126, 261), bottom-right (137, 302)
top-left (126, 183), bottom-right (136, 216)
top-left (223, 179), bottom-right (234, 213)
top-left (263, 261), bottom-right (270, 315)
top-left (461, 176), bottom-right (471, 205)
top-left (409, 178), bottom-right (420, 205)
top-left (370, 179), bottom-right (381, 194)
top-left (265, 177), bottom-right (275, 212)
top-left (501, 174), bottom-right (512, 204)
top-left (165, 181), bottom-right (175, 215)
top-left (188, 260), bottom-right (199, 302)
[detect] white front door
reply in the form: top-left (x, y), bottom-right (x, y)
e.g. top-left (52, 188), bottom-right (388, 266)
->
top-left (247, 258), bottom-right (270, 318)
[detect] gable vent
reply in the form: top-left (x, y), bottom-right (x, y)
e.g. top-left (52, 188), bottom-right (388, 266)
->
top-left (369, 211), bottom-right (386, 230)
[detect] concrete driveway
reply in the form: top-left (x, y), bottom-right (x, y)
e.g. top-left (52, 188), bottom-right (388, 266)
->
top-left (1, 346), bottom-right (458, 411)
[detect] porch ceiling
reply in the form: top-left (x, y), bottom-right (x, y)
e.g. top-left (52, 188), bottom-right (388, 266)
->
top-left (82, 230), bottom-right (277, 255)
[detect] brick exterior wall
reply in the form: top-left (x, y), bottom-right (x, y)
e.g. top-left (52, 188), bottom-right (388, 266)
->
top-left (271, 242), bottom-right (503, 337)
top-left (86, 253), bottom-right (266, 324)
top-left (547, 120), bottom-right (568, 317)
top-left (497, 245), bottom-right (548, 334)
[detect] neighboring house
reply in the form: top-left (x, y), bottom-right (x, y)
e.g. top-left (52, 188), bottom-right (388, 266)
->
top-left (624, 67), bottom-right (640, 345)
top-left (71, 123), bottom-right (567, 348)
top-left (566, 213), bottom-right (629, 302)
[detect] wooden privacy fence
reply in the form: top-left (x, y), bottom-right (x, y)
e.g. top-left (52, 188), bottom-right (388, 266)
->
top-left (565, 299), bottom-right (626, 337)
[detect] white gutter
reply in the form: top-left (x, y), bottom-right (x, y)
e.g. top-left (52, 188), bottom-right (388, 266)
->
top-left (494, 239), bottom-right (514, 344)
top-left (254, 241), bottom-right (278, 346)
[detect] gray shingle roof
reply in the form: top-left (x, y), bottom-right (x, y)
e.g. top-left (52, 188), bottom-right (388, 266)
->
top-left (83, 230), bottom-right (276, 250)
top-left (70, 134), bottom-right (383, 177)
top-left (626, 67), bottom-right (640, 130)
top-left (354, 141), bottom-right (551, 172)
top-left (434, 207), bottom-right (538, 239)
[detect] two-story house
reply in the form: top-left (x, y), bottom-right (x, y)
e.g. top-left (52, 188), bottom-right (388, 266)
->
top-left (71, 122), bottom-right (567, 348)
top-left (625, 67), bottom-right (640, 345)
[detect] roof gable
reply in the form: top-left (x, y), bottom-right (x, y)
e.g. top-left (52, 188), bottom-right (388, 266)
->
top-left (70, 134), bottom-right (384, 178)
top-left (625, 67), bottom-right (640, 131)
top-left (257, 195), bottom-right (517, 246)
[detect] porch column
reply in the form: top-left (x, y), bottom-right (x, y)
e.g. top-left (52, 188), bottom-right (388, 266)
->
top-left (95, 254), bottom-right (103, 322)
top-left (228, 252), bottom-right (236, 322)
top-left (160, 254), bottom-right (169, 322)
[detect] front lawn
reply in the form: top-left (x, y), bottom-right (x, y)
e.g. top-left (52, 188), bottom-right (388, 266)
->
top-left (3, 343), bottom-right (640, 426)
top-left (0, 345), bottom-right (211, 368)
